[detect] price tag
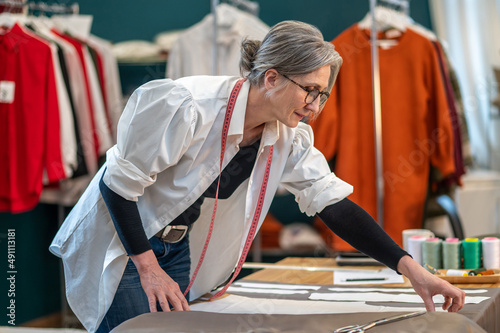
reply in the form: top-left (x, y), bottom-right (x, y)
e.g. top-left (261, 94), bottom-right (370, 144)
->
top-left (0, 81), bottom-right (15, 104)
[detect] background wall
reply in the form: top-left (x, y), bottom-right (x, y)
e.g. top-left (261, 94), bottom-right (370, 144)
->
top-left (0, 0), bottom-right (433, 326)
top-left (87, 0), bottom-right (433, 97)
top-left (0, 205), bottom-right (64, 326)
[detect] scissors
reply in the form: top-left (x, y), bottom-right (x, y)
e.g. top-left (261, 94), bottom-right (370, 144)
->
top-left (333, 311), bottom-right (426, 333)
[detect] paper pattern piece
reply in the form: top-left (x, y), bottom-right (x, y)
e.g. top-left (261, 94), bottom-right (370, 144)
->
top-left (334, 268), bottom-right (405, 285)
top-left (327, 287), bottom-right (489, 294)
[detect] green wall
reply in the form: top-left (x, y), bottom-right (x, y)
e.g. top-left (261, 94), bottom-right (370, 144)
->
top-left (79, 0), bottom-right (432, 44)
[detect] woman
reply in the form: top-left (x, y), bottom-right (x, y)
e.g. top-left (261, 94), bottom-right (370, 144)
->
top-left (51, 20), bottom-right (465, 333)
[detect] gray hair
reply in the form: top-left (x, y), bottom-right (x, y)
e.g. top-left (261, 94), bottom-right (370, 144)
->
top-left (240, 20), bottom-right (342, 93)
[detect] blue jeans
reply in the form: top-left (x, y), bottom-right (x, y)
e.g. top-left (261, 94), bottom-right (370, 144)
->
top-left (96, 236), bottom-right (191, 333)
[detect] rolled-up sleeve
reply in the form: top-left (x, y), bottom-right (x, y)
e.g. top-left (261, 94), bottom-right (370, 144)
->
top-left (280, 124), bottom-right (353, 216)
top-left (103, 79), bottom-right (196, 201)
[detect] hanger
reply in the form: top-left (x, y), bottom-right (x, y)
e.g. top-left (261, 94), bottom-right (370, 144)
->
top-left (378, 0), bottom-right (410, 16)
top-left (49, 2), bottom-right (92, 40)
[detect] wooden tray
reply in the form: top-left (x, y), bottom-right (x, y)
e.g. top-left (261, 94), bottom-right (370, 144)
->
top-left (438, 269), bottom-right (500, 284)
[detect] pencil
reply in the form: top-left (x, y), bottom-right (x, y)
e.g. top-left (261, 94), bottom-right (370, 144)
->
top-left (344, 278), bottom-right (388, 282)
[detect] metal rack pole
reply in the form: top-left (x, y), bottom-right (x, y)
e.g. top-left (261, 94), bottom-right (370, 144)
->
top-left (370, 0), bottom-right (384, 228)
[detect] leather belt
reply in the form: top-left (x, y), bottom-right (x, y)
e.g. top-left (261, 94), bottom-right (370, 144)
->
top-left (155, 225), bottom-right (191, 243)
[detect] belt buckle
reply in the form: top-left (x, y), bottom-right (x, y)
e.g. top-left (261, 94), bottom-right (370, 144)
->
top-left (160, 225), bottom-right (189, 243)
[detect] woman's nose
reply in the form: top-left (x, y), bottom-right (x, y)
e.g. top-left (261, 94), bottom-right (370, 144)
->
top-left (305, 97), bottom-right (321, 114)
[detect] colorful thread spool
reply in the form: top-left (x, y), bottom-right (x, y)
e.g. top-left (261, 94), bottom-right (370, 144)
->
top-left (463, 238), bottom-right (481, 269)
top-left (422, 237), bottom-right (442, 269)
top-left (446, 269), bottom-right (468, 277)
top-left (482, 237), bottom-right (500, 269)
top-left (443, 238), bottom-right (462, 269)
top-left (407, 236), bottom-right (426, 265)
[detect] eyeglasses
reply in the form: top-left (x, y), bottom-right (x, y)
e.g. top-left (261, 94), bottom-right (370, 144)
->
top-left (281, 73), bottom-right (330, 106)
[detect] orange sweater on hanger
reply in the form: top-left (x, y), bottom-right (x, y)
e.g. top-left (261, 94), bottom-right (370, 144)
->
top-left (310, 25), bottom-right (455, 251)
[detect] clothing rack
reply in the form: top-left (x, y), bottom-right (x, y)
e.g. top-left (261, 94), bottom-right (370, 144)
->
top-left (211, 0), bottom-right (218, 75)
top-left (0, 1), bottom-right (79, 14)
top-left (27, 2), bottom-right (79, 15)
top-left (0, 0), bottom-right (24, 7)
top-left (209, 0), bottom-right (259, 75)
top-left (224, 0), bottom-right (259, 16)
top-left (0, 0), bottom-right (24, 13)
top-left (369, 0), bottom-right (409, 228)
top-left (378, 0), bottom-right (409, 16)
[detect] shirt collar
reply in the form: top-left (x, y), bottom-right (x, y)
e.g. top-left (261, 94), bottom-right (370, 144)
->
top-left (262, 120), bottom-right (279, 147)
top-left (228, 79), bottom-right (279, 147)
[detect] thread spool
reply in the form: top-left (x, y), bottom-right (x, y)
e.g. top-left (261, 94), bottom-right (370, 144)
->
top-left (408, 236), bottom-right (426, 265)
top-left (443, 238), bottom-right (462, 269)
top-left (446, 269), bottom-right (468, 277)
top-left (463, 238), bottom-right (481, 269)
top-left (422, 237), bottom-right (442, 269)
top-left (482, 237), bottom-right (500, 269)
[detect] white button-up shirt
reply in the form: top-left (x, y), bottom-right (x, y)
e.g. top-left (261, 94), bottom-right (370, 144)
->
top-left (50, 76), bottom-right (353, 333)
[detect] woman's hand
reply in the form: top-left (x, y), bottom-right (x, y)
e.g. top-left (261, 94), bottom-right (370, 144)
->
top-left (130, 250), bottom-right (191, 312)
top-left (397, 255), bottom-right (465, 312)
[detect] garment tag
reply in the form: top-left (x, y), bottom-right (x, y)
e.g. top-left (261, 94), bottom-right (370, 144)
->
top-left (377, 40), bottom-right (398, 50)
top-left (0, 81), bottom-right (15, 103)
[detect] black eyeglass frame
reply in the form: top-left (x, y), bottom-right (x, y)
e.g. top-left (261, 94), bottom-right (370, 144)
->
top-left (281, 73), bottom-right (330, 106)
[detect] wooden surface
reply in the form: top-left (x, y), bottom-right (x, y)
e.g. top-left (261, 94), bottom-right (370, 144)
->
top-left (243, 257), bottom-right (500, 289)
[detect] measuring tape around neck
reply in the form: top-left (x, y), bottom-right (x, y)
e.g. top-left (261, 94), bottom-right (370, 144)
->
top-left (183, 78), bottom-right (274, 298)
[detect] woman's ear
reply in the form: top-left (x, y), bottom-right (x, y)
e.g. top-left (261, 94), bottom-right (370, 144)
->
top-left (264, 69), bottom-right (280, 90)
